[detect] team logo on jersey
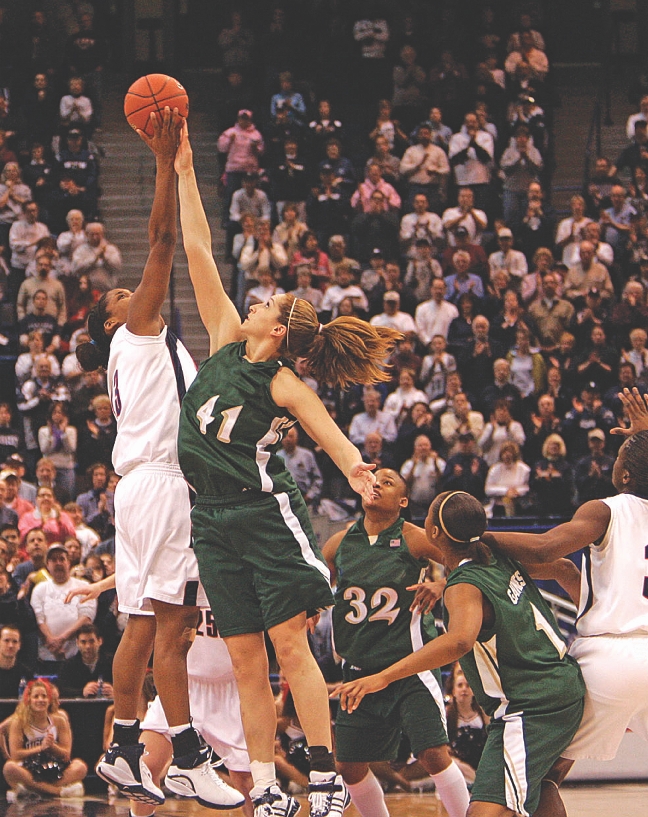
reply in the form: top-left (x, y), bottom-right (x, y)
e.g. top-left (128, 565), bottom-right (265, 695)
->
top-left (390, 539), bottom-right (401, 548)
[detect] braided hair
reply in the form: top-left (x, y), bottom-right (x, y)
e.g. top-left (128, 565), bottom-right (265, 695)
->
top-left (429, 491), bottom-right (491, 564)
top-left (620, 430), bottom-right (648, 499)
top-left (76, 294), bottom-right (112, 371)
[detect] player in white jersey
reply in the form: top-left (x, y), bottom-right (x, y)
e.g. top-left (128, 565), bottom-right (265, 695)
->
top-left (133, 607), bottom-right (254, 817)
top-left (74, 108), bottom-right (242, 811)
top-left (483, 387), bottom-right (648, 816)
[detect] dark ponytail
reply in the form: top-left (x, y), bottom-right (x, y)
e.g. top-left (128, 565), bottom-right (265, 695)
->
top-left (76, 294), bottom-right (112, 372)
top-left (430, 491), bottom-right (491, 564)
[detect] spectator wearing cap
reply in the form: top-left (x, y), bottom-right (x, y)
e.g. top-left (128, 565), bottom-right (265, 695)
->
top-left (30, 542), bottom-right (97, 674)
top-left (574, 428), bottom-right (616, 503)
top-left (3, 455), bottom-right (36, 505)
top-left (369, 291), bottom-right (416, 334)
top-left (442, 187), bottom-right (488, 247)
top-left (488, 228), bottom-right (528, 288)
top-left (440, 431), bottom-right (488, 501)
top-left (399, 124), bottom-right (450, 214)
top-left (445, 250), bottom-right (485, 304)
top-left (572, 286), bottom-right (611, 346)
top-left (564, 240), bottom-right (614, 305)
top-left (217, 109), bottom-right (264, 218)
top-left (562, 382), bottom-right (616, 460)
top-left (499, 126), bottom-right (543, 233)
top-left (53, 129), bottom-right (99, 209)
top-left (400, 192), bottom-right (444, 259)
top-left (351, 162), bottom-right (401, 214)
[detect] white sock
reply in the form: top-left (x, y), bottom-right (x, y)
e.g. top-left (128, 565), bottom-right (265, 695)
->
top-left (347, 771), bottom-right (389, 817)
top-left (114, 718), bottom-right (138, 727)
top-left (249, 760), bottom-right (277, 798)
top-left (310, 771), bottom-right (336, 783)
top-left (168, 723), bottom-right (192, 737)
top-left (431, 762), bottom-right (470, 817)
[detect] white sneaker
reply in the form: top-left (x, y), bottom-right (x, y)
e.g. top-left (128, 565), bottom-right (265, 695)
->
top-left (253, 785), bottom-right (301, 817)
top-left (164, 738), bottom-right (245, 809)
top-left (96, 742), bottom-right (165, 805)
top-left (59, 782), bottom-right (85, 798)
top-left (6, 784), bottom-right (40, 803)
top-left (308, 773), bottom-right (351, 817)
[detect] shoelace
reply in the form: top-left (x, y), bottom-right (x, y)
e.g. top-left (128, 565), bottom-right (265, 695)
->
top-left (308, 781), bottom-right (344, 817)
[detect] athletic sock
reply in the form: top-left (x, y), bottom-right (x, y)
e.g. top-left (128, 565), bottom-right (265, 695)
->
top-left (129, 810), bottom-right (155, 817)
top-left (431, 761), bottom-right (470, 817)
top-left (170, 724), bottom-right (200, 758)
top-left (308, 745), bottom-right (336, 774)
top-left (346, 772), bottom-right (389, 817)
top-left (112, 719), bottom-right (140, 746)
top-left (249, 760), bottom-right (277, 799)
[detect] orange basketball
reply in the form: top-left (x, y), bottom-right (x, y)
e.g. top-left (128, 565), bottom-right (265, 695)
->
top-left (123, 74), bottom-right (189, 137)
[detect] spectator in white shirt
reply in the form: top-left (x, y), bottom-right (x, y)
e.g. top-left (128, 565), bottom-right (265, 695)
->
top-left (478, 401), bottom-right (526, 467)
top-left (400, 435), bottom-right (446, 520)
top-left (348, 388), bottom-right (398, 445)
top-left (488, 228), bottom-right (528, 288)
top-left (442, 187), bottom-right (488, 247)
top-left (59, 77), bottom-right (93, 135)
top-left (415, 278), bottom-right (459, 345)
top-left (71, 222), bottom-right (122, 292)
top-left (382, 369), bottom-right (428, 425)
top-left (399, 124), bottom-right (450, 213)
top-left (484, 441), bottom-right (531, 517)
top-left (626, 94), bottom-right (648, 140)
top-left (400, 192), bottom-right (444, 258)
top-left (369, 290), bottom-right (416, 333)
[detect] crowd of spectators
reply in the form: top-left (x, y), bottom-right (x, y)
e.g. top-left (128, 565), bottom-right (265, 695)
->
top-left (0, 0), bottom-right (645, 720)
top-left (212, 2), bottom-right (648, 534)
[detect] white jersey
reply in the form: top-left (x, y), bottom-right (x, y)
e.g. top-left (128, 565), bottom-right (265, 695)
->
top-left (189, 608), bottom-right (235, 682)
top-left (576, 493), bottom-right (648, 637)
top-left (108, 325), bottom-right (196, 475)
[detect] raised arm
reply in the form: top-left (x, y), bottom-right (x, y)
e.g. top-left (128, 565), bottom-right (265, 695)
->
top-left (175, 124), bottom-right (243, 355)
top-left (126, 108), bottom-right (183, 336)
top-left (483, 499), bottom-right (611, 564)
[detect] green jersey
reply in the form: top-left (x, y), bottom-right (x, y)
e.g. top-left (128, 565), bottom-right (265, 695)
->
top-left (445, 554), bottom-right (585, 719)
top-left (178, 342), bottom-right (298, 497)
top-left (333, 517), bottom-right (438, 673)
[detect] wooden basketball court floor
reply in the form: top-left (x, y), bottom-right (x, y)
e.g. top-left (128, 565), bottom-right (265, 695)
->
top-left (0, 785), bottom-right (647, 817)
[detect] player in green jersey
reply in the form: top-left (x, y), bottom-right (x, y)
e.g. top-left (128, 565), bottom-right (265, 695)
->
top-left (174, 127), bottom-right (400, 817)
top-left (335, 491), bottom-right (584, 817)
top-left (322, 469), bottom-right (470, 817)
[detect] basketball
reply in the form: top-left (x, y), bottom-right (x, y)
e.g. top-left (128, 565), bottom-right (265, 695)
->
top-left (123, 74), bottom-right (189, 137)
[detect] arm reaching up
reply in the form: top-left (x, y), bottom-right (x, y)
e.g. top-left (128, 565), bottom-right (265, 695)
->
top-left (175, 124), bottom-right (243, 355)
top-left (127, 107), bottom-right (183, 336)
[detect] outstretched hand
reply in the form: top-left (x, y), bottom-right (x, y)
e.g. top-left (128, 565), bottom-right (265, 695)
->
top-left (408, 581), bottom-right (445, 614)
top-left (65, 582), bottom-right (102, 604)
top-left (348, 462), bottom-right (376, 504)
top-left (136, 106), bottom-right (183, 160)
top-left (174, 121), bottom-right (193, 174)
top-left (611, 387), bottom-right (648, 436)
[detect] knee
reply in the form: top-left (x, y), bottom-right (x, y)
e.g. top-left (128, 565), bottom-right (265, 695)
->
top-left (337, 762), bottom-right (369, 786)
top-left (418, 744), bottom-right (452, 775)
top-left (3, 761), bottom-right (20, 780)
top-left (272, 632), bottom-right (310, 673)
